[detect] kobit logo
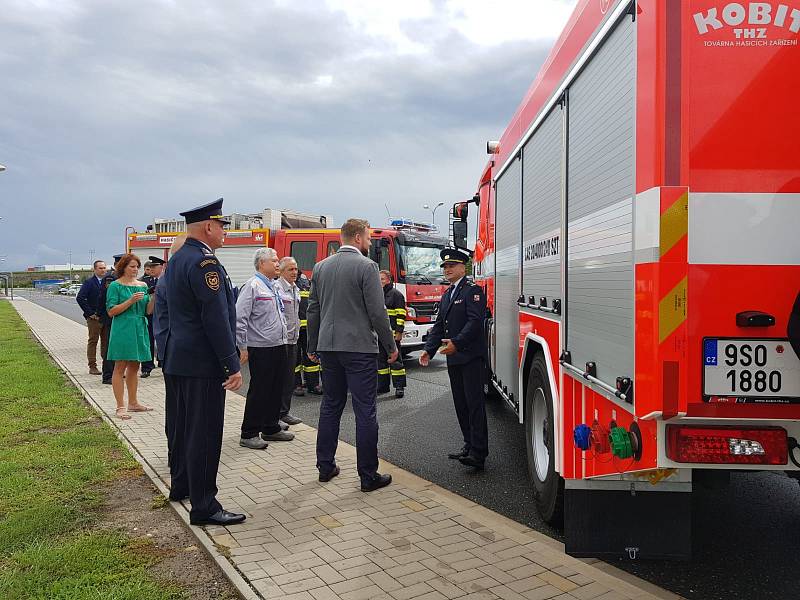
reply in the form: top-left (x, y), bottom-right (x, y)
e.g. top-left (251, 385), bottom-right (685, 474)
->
top-left (694, 3), bottom-right (800, 37)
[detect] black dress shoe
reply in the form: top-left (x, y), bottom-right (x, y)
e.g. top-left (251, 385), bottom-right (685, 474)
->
top-left (140, 371), bottom-right (151, 378)
top-left (168, 492), bottom-right (189, 502)
top-left (190, 509), bottom-right (246, 526)
top-left (448, 446), bottom-right (469, 459)
top-left (102, 379), bottom-right (112, 385)
top-left (293, 386), bottom-right (306, 397)
top-left (395, 388), bottom-right (405, 398)
top-left (319, 465), bottom-right (340, 482)
top-left (307, 386), bottom-right (323, 396)
top-left (458, 455), bottom-right (485, 470)
top-left (361, 473), bottom-right (392, 492)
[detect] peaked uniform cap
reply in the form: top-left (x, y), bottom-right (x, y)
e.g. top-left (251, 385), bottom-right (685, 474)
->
top-left (439, 247), bottom-right (470, 267)
top-left (148, 256), bottom-right (166, 265)
top-left (179, 198), bottom-right (230, 225)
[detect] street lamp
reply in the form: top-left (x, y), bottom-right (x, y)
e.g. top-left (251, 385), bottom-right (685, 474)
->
top-left (423, 202), bottom-right (445, 228)
top-left (124, 226), bottom-right (135, 255)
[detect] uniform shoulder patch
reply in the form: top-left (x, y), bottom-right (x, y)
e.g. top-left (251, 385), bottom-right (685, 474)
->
top-left (474, 294), bottom-right (481, 302)
top-left (199, 258), bottom-right (218, 267)
top-left (205, 271), bottom-right (220, 291)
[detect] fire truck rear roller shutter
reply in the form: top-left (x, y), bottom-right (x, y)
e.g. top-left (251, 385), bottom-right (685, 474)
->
top-left (565, 12), bottom-right (635, 388)
top-left (215, 246), bottom-right (262, 289)
top-left (494, 156), bottom-right (522, 403)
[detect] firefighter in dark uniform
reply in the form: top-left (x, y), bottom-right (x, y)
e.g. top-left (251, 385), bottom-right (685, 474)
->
top-left (377, 269), bottom-right (407, 398)
top-left (98, 253), bottom-right (124, 384)
top-left (163, 198), bottom-right (245, 526)
top-left (295, 272), bottom-right (322, 395)
top-left (419, 248), bottom-right (488, 470)
top-left (140, 256), bottom-right (165, 377)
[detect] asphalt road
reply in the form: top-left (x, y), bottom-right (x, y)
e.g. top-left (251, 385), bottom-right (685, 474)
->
top-left (19, 287), bottom-right (800, 599)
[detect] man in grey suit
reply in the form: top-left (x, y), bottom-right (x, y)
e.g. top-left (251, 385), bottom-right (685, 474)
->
top-left (307, 218), bottom-right (399, 492)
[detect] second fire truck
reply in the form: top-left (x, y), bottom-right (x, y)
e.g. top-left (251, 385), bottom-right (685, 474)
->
top-left (127, 213), bottom-right (449, 353)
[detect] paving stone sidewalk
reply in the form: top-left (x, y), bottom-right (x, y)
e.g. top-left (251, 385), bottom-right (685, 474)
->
top-left (10, 298), bottom-right (679, 600)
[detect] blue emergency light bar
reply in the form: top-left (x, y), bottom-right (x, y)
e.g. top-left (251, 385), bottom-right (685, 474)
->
top-left (389, 219), bottom-right (439, 233)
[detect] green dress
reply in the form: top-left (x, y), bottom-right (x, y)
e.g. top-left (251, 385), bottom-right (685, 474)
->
top-left (106, 280), bottom-right (152, 362)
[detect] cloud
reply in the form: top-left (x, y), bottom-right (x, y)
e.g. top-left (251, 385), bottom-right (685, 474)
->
top-left (0, 0), bottom-right (575, 269)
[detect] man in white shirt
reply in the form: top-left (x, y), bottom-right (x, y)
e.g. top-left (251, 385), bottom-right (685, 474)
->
top-left (235, 247), bottom-right (294, 449)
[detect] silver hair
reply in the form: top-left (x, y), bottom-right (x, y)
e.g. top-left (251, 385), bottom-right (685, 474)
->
top-left (279, 256), bottom-right (298, 270)
top-left (253, 247), bottom-right (278, 269)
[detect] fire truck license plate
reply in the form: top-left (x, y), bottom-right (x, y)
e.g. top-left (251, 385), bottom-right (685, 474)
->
top-left (703, 339), bottom-right (800, 401)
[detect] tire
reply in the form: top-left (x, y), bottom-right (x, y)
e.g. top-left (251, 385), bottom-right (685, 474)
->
top-left (525, 354), bottom-right (564, 526)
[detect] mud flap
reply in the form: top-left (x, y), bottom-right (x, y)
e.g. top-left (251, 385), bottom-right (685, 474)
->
top-left (564, 483), bottom-right (692, 560)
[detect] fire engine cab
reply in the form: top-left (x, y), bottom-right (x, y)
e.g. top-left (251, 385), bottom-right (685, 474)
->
top-left (127, 214), bottom-right (448, 352)
top-left (452, 0), bottom-right (800, 559)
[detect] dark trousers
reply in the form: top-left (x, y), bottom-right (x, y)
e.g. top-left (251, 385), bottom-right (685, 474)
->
top-left (281, 343), bottom-right (297, 418)
top-left (295, 328), bottom-right (321, 390)
top-left (241, 346), bottom-right (287, 438)
top-left (377, 345), bottom-right (406, 391)
top-left (101, 320), bottom-right (114, 380)
top-left (447, 357), bottom-right (489, 460)
top-left (316, 351), bottom-right (379, 485)
top-left (170, 375), bottom-right (225, 521)
top-left (142, 316), bottom-right (155, 372)
top-left (164, 373), bottom-right (179, 472)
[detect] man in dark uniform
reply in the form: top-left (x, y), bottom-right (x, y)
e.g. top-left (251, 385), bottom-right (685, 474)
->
top-left (98, 253), bottom-right (124, 384)
top-left (163, 198), bottom-right (245, 526)
top-left (419, 248), bottom-right (489, 470)
top-left (377, 270), bottom-right (407, 398)
top-left (295, 272), bottom-right (322, 396)
top-left (141, 256), bottom-right (165, 377)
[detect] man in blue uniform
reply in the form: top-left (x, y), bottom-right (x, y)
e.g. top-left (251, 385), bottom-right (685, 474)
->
top-left (419, 248), bottom-right (489, 470)
top-left (98, 253), bottom-right (124, 384)
top-left (163, 198), bottom-right (245, 526)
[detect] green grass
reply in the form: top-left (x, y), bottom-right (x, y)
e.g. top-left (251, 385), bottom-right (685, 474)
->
top-left (0, 302), bottom-right (183, 600)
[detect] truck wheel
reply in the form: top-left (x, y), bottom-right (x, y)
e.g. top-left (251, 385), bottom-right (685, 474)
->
top-left (525, 354), bottom-right (564, 526)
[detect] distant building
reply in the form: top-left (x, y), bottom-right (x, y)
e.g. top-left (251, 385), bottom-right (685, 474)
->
top-left (29, 264), bottom-right (94, 272)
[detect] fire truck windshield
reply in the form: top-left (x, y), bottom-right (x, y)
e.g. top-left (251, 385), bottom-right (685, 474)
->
top-left (399, 241), bottom-right (444, 283)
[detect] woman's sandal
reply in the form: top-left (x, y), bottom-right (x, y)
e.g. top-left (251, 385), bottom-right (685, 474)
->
top-left (127, 404), bottom-right (152, 412)
top-left (116, 407), bottom-right (132, 420)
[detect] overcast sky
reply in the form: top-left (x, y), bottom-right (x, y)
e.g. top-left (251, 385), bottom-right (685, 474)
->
top-left (0, 0), bottom-right (577, 270)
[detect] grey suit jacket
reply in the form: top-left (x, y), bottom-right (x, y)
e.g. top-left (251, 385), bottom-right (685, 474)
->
top-left (307, 246), bottom-right (397, 355)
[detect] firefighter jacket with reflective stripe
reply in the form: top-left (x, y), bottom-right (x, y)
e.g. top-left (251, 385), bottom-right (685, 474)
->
top-left (298, 275), bottom-right (310, 329)
top-left (383, 284), bottom-right (406, 334)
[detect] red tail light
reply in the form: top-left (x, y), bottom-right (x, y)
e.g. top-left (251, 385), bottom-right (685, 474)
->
top-left (666, 425), bottom-right (787, 465)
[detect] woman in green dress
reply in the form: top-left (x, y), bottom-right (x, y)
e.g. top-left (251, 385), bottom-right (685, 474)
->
top-left (107, 253), bottom-right (156, 420)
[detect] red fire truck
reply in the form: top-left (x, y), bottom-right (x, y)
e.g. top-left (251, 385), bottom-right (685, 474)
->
top-left (127, 218), bottom-right (448, 352)
top-left (451, 0), bottom-right (800, 559)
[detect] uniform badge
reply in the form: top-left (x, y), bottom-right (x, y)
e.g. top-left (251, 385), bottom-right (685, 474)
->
top-left (205, 271), bottom-right (220, 291)
top-left (474, 294), bottom-right (480, 301)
